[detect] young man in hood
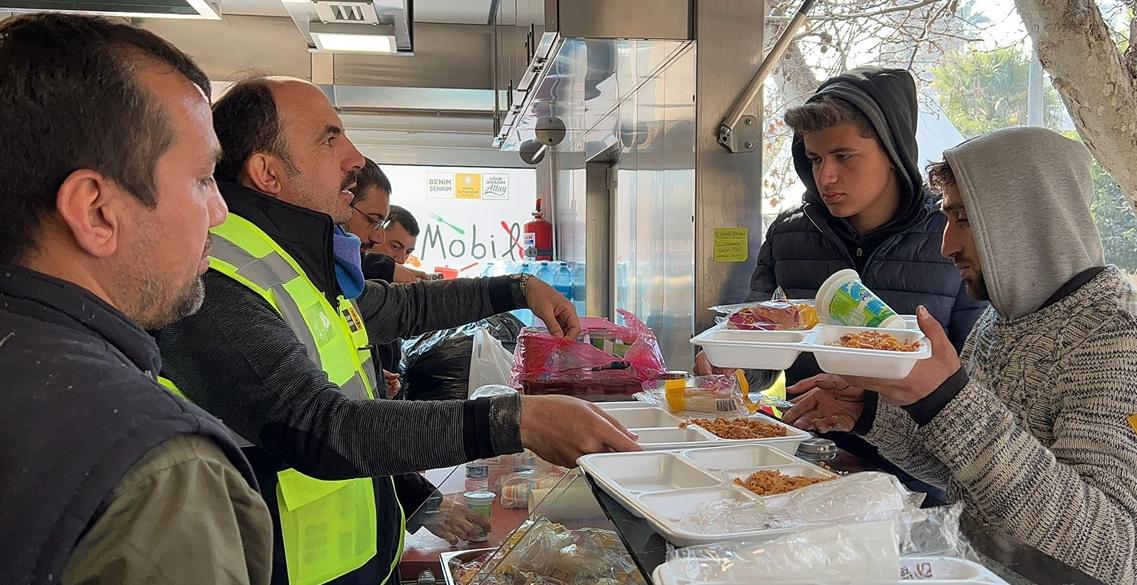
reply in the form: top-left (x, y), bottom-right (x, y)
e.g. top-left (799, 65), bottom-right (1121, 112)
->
top-left (784, 127), bottom-right (1137, 585)
top-left (696, 68), bottom-right (986, 383)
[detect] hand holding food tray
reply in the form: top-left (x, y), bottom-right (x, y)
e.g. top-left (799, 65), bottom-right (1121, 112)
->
top-left (696, 270), bottom-right (930, 378)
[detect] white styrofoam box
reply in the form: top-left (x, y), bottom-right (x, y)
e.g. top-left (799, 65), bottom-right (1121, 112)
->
top-left (581, 450), bottom-right (845, 546)
top-left (691, 323), bottom-right (931, 380)
top-left (681, 444), bottom-right (798, 471)
top-left (630, 426), bottom-right (713, 448)
top-left (603, 406), bottom-right (683, 429)
top-left (810, 325), bottom-right (930, 379)
top-left (594, 404), bottom-right (812, 453)
top-left (689, 328), bottom-right (806, 370)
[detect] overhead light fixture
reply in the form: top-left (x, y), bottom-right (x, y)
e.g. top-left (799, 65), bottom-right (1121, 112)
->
top-left (310, 22), bottom-right (397, 54)
top-left (0, 0), bottom-right (221, 19)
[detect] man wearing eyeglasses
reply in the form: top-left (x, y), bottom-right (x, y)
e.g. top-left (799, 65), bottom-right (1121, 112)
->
top-left (345, 159), bottom-right (430, 284)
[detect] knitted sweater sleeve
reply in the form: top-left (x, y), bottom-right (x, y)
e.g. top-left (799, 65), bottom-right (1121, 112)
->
top-left (861, 401), bottom-right (951, 489)
top-left (918, 319), bottom-right (1137, 585)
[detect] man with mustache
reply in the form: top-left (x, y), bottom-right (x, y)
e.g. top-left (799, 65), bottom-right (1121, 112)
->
top-left (0, 13), bottom-right (271, 585)
top-left (784, 127), bottom-right (1137, 585)
top-left (156, 76), bottom-right (640, 585)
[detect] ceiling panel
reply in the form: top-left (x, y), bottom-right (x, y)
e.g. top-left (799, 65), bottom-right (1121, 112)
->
top-left (219, 0), bottom-right (288, 17)
top-left (414, 0), bottom-right (491, 24)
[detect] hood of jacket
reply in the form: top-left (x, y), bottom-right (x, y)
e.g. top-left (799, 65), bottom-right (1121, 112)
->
top-left (943, 126), bottom-right (1104, 320)
top-left (794, 67), bottom-right (928, 236)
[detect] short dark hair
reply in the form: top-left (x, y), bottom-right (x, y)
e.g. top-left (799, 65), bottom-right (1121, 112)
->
top-left (350, 158), bottom-right (393, 203)
top-left (387, 205), bottom-right (420, 237)
top-left (926, 160), bottom-right (957, 193)
top-left (784, 95), bottom-right (878, 140)
top-left (0, 13), bottom-right (210, 263)
top-left (213, 76), bottom-right (295, 181)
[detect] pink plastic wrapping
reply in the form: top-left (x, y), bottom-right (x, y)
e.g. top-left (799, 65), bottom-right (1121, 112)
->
top-left (511, 309), bottom-right (667, 398)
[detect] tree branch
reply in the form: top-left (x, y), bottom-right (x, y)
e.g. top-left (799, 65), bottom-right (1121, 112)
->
top-left (765, 0), bottom-right (943, 23)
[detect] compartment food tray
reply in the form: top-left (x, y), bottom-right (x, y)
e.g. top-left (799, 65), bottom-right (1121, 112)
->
top-left (598, 404), bottom-right (811, 453)
top-left (652, 555), bottom-right (1011, 585)
top-left (579, 446), bottom-right (838, 544)
top-left (692, 323), bottom-right (930, 379)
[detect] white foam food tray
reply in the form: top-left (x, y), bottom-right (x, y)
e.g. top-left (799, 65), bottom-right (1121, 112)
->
top-left (579, 447), bottom-right (837, 543)
top-left (692, 323), bottom-right (930, 379)
top-left (652, 555), bottom-right (1011, 585)
top-left (598, 405), bottom-right (811, 453)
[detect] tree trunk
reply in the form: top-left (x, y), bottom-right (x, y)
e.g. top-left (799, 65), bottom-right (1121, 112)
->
top-left (1015, 0), bottom-right (1137, 209)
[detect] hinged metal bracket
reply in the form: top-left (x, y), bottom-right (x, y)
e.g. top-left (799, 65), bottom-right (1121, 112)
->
top-left (718, 0), bottom-right (817, 153)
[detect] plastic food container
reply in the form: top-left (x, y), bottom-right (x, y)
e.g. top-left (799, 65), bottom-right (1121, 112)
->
top-left (596, 404), bottom-right (811, 453)
top-left (578, 448), bottom-right (838, 543)
top-left (816, 269), bottom-right (906, 329)
top-left (462, 491), bottom-right (496, 542)
top-left (691, 324), bottom-right (930, 379)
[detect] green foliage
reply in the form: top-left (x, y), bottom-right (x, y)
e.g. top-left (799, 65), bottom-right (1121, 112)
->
top-left (930, 47), bottom-right (1066, 138)
top-left (1091, 162), bottom-right (1137, 271)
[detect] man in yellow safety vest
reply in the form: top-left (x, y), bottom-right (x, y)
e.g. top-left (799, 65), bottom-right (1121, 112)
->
top-left (156, 75), bottom-right (641, 585)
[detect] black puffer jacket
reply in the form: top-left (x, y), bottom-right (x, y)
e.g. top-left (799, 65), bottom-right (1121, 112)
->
top-left (748, 68), bottom-right (987, 386)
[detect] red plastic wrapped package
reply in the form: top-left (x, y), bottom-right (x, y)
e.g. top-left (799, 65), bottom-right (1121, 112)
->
top-left (511, 309), bottom-right (668, 400)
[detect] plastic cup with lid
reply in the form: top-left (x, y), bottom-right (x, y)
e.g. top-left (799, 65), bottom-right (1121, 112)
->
top-left (815, 269), bottom-right (905, 329)
top-left (462, 491), bottom-right (496, 542)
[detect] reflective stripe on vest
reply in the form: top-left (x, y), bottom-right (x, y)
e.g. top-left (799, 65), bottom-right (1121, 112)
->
top-left (208, 214), bottom-right (404, 585)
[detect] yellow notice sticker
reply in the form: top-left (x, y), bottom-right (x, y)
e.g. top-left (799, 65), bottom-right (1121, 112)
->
top-left (714, 227), bottom-right (749, 262)
top-left (455, 173), bottom-right (482, 199)
top-left (1128, 414), bottom-right (1137, 434)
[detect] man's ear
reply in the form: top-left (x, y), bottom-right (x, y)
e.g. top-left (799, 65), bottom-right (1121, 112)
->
top-left (54, 169), bottom-right (124, 259)
top-left (243, 153), bottom-right (285, 195)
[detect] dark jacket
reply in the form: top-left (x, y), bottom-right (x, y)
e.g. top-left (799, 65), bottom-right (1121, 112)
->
top-left (361, 252), bottom-right (403, 375)
top-left (0, 267), bottom-right (258, 584)
top-left (157, 182), bottom-right (526, 585)
top-left (749, 68), bottom-right (987, 386)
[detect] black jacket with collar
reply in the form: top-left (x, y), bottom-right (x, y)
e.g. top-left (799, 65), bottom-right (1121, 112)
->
top-left (158, 181), bottom-right (524, 585)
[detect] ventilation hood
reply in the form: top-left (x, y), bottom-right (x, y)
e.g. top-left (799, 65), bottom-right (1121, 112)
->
top-left (494, 0), bottom-right (693, 153)
top-left (282, 0), bottom-right (413, 54)
top-left (0, 0), bottom-right (220, 19)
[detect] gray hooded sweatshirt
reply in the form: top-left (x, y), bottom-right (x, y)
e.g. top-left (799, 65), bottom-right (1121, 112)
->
top-left (862, 127), bottom-right (1137, 585)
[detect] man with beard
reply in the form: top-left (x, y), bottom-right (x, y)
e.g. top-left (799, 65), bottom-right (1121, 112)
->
top-left (0, 13), bottom-right (271, 585)
top-left (784, 127), bottom-right (1137, 585)
top-left (157, 76), bottom-right (640, 585)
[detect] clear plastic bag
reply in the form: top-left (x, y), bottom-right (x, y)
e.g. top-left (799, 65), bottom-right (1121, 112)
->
top-left (635, 372), bottom-right (793, 416)
top-left (662, 502), bottom-right (978, 584)
top-left (686, 472), bottom-right (925, 535)
top-left (463, 518), bottom-right (647, 585)
top-left (635, 374), bottom-right (749, 416)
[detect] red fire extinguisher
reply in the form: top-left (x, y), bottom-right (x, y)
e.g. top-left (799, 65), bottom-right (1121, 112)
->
top-left (522, 198), bottom-right (553, 261)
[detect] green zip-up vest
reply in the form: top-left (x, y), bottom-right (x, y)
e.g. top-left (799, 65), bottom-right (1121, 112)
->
top-left (164, 213), bottom-right (404, 585)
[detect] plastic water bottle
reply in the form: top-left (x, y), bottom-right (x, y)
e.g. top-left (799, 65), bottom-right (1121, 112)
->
top-left (553, 261), bottom-right (573, 301)
top-left (571, 261), bottom-right (586, 315)
top-left (464, 460), bottom-right (489, 491)
top-left (512, 262), bottom-right (536, 325)
top-left (534, 261), bottom-right (555, 285)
